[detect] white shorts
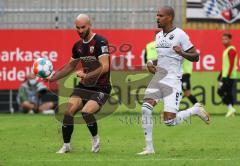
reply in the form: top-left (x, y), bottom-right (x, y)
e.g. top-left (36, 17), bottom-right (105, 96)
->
top-left (144, 76), bottom-right (182, 113)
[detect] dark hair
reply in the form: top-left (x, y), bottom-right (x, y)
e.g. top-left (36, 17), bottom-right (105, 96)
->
top-left (223, 32), bottom-right (232, 39)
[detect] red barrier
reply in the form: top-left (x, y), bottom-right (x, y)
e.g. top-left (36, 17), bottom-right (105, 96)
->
top-left (0, 29), bottom-right (239, 89)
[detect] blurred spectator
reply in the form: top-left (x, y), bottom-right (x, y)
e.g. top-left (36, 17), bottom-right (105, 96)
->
top-left (217, 32), bottom-right (238, 117)
top-left (17, 74), bottom-right (55, 114)
top-left (144, 40), bottom-right (157, 64)
top-left (143, 29), bottom-right (161, 64)
top-left (181, 59), bottom-right (198, 105)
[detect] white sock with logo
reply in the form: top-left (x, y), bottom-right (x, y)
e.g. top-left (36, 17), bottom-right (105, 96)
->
top-left (142, 102), bottom-right (154, 151)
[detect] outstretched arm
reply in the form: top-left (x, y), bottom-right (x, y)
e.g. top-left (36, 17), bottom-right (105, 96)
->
top-left (48, 58), bottom-right (80, 82)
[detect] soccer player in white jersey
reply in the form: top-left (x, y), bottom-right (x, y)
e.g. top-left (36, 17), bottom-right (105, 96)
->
top-left (138, 6), bottom-right (210, 155)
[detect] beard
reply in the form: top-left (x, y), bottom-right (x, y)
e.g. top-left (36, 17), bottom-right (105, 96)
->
top-left (80, 28), bottom-right (90, 40)
top-left (157, 22), bottom-right (163, 28)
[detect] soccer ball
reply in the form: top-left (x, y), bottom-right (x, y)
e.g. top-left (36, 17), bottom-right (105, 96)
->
top-left (32, 58), bottom-right (53, 78)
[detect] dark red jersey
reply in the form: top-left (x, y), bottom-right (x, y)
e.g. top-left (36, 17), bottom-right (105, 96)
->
top-left (72, 34), bottom-right (111, 87)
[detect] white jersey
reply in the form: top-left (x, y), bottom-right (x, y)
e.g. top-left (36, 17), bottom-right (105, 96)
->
top-left (156, 27), bottom-right (193, 80)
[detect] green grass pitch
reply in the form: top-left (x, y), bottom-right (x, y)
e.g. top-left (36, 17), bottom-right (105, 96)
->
top-left (0, 113), bottom-right (240, 166)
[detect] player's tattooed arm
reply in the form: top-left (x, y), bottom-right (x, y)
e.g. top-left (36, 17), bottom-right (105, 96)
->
top-left (173, 46), bottom-right (199, 62)
top-left (49, 58), bottom-right (79, 82)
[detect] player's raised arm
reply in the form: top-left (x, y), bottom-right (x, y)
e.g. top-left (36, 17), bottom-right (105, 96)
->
top-left (173, 46), bottom-right (199, 62)
top-left (173, 30), bottom-right (199, 62)
top-left (48, 58), bottom-right (80, 82)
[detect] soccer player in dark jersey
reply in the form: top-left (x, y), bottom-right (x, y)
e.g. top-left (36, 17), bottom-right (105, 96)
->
top-left (47, 14), bottom-right (111, 153)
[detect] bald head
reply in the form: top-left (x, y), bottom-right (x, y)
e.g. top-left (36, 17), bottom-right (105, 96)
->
top-left (75, 14), bottom-right (91, 25)
top-left (156, 6), bottom-right (175, 30)
top-left (75, 14), bottom-right (93, 40)
top-left (160, 6), bottom-right (175, 20)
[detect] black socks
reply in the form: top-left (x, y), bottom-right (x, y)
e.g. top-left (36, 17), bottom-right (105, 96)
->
top-left (62, 115), bottom-right (74, 143)
top-left (82, 112), bottom-right (98, 137)
top-left (188, 95), bottom-right (197, 105)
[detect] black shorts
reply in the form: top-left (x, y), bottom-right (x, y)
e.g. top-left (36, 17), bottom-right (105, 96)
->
top-left (181, 74), bottom-right (191, 91)
top-left (71, 83), bottom-right (112, 106)
top-left (217, 78), bottom-right (235, 105)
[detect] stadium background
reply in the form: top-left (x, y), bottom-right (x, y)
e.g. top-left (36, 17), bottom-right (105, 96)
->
top-left (1, 0), bottom-right (240, 165)
top-left (0, 0), bottom-right (239, 114)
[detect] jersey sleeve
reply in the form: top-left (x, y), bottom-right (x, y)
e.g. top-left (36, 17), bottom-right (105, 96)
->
top-left (96, 38), bottom-right (110, 58)
top-left (180, 32), bottom-right (194, 52)
top-left (71, 42), bottom-right (80, 59)
top-left (227, 48), bottom-right (237, 77)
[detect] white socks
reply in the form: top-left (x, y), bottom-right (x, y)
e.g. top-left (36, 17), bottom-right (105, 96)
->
top-left (165, 106), bottom-right (199, 126)
top-left (64, 143), bottom-right (70, 147)
top-left (176, 106), bottom-right (198, 124)
top-left (93, 135), bottom-right (99, 140)
top-left (184, 105), bottom-right (199, 115)
top-left (142, 102), bottom-right (154, 151)
top-left (141, 103), bottom-right (200, 150)
top-left (174, 110), bottom-right (192, 125)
